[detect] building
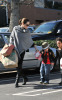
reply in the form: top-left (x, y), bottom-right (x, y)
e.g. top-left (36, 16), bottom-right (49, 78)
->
top-left (0, 0), bottom-right (62, 25)
top-left (19, 0), bottom-right (62, 24)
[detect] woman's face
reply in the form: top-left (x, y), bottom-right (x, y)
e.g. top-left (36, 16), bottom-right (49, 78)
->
top-left (57, 41), bottom-right (62, 49)
top-left (22, 21), bottom-right (30, 29)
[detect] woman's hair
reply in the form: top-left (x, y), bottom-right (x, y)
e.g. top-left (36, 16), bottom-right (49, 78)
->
top-left (19, 18), bottom-right (29, 25)
top-left (56, 37), bottom-right (62, 43)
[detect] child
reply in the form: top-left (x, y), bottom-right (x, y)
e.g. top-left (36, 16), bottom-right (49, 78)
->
top-left (55, 37), bottom-right (62, 85)
top-left (40, 42), bottom-right (55, 84)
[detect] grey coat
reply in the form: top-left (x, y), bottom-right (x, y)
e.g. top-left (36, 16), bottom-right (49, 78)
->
top-left (10, 25), bottom-right (34, 57)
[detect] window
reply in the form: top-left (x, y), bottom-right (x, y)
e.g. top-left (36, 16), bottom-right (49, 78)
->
top-left (4, 35), bottom-right (10, 43)
top-left (45, 0), bottom-right (62, 10)
top-left (0, 28), bottom-right (9, 32)
top-left (34, 0), bottom-right (62, 10)
top-left (34, 21), bottom-right (58, 33)
top-left (0, 35), bottom-right (5, 48)
top-left (34, 0), bottom-right (45, 8)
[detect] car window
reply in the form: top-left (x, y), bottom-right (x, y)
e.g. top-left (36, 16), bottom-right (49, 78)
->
top-left (28, 28), bottom-right (33, 33)
top-left (4, 35), bottom-right (10, 43)
top-left (0, 35), bottom-right (5, 48)
top-left (34, 22), bottom-right (58, 33)
top-left (0, 28), bottom-right (9, 32)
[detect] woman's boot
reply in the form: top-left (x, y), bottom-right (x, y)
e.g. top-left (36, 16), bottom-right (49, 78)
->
top-left (22, 77), bottom-right (28, 85)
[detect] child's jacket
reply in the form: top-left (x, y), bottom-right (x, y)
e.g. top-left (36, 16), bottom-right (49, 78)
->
top-left (40, 49), bottom-right (55, 64)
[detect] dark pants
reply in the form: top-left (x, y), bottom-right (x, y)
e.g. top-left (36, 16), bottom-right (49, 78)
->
top-left (15, 51), bottom-right (27, 84)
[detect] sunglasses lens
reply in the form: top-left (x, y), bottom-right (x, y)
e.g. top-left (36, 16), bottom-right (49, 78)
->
top-left (26, 24), bottom-right (30, 26)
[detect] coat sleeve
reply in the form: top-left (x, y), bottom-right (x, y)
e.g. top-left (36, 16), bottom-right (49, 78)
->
top-left (55, 50), bottom-right (59, 63)
top-left (10, 27), bottom-right (15, 45)
top-left (49, 49), bottom-right (55, 62)
top-left (40, 50), bottom-right (44, 58)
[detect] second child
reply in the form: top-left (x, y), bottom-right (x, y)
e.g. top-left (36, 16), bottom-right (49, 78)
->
top-left (55, 37), bottom-right (62, 85)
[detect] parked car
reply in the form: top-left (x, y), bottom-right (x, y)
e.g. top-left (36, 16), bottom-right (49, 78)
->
top-left (0, 32), bottom-right (57, 73)
top-left (0, 32), bottom-right (40, 72)
top-left (28, 25), bottom-right (38, 33)
top-left (32, 20), bottom-right (62, 40)
top-left (0, 25), bottom-right (37, 33)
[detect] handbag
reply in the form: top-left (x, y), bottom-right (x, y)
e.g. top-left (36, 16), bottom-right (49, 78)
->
top-left (0, 44), bottom-right (15, 57)
top-left (0, 50), bottom-right (18, 68)
top-left (35, 51), bottom-right (41, 60)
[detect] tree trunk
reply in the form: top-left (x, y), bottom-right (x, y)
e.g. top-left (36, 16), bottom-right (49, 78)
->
top-left (9, 0), bottom-right (34, 32)
top-left (9, 0), bottom-right (20, 32)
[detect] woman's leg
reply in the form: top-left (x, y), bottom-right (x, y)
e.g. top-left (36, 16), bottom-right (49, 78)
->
top-left (15, 51), bottom-right (27, 87)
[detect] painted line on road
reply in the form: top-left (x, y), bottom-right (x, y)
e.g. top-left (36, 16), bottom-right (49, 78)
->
top-left (42, 89), bottom-right (62, 95)
top-left (20, 94), bottom-right (41, 96)
top-left (12, 85), bottom-right (62, 96)
top-left (12, 88), bottom-right (48, 96)
top-left (23, 87), bottom-right (32, 89)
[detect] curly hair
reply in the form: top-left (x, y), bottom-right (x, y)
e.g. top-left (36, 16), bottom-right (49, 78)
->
top-left (56, 37), bottom-right (62, 43)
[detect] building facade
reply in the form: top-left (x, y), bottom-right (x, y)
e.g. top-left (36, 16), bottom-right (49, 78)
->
top-left (0, 0), bottom-right (62, 25)
top-left (19, 0), bottom-right (62, 24)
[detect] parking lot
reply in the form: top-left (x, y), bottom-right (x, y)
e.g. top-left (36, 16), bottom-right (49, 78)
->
top-left (0, 72), bottom-right (62, 100)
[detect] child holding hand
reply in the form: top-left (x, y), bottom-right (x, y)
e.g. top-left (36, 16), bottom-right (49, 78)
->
top-left (40, 42), bottom-right (55, 84)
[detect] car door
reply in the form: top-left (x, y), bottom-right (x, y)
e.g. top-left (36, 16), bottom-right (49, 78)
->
top-left (3, 34), bottom-right (10, 43)
top-left (32, 32), bottom-right (55, 40)
top-left (0, 34), bottom-right (6, 70)
top-left (0, 34), bottom-right (5, 50)
top-left (22, 46), bottom-right (41, 69)
top-left (0, 33), bottom-right (15, 72)
top-left (4, 34), bottom-right (40, 69)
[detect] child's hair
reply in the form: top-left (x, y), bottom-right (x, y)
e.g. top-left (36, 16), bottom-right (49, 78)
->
top-left (56, 37), bottom-right (62, 43)
top-left (19, 18), bottom-right (29, 25)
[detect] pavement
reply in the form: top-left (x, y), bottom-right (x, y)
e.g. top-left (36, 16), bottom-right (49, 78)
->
top-left (0, 72), bottom-right (62, 100)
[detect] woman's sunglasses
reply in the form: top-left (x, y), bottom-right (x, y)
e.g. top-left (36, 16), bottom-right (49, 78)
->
top-left (25, 24), bottom-right (30, 26)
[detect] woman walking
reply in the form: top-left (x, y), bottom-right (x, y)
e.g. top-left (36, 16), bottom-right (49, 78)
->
top-left (10, 18), bottom-right (37, 87)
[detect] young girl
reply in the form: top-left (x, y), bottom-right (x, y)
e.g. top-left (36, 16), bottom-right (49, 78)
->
top-left (55, 37), bottom-right (62, 85)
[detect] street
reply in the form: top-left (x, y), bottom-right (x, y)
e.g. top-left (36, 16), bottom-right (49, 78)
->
top-left (0, 72), bottom-right (62, 100)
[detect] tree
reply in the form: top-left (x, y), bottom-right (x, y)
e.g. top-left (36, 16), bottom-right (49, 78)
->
top-left (9, 0), bottom-right (34, 32)
top-left (9, 0), bottom-right (20, 32)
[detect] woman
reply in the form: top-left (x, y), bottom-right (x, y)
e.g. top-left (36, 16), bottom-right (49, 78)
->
top-left (55, 37), bottom-right (62, 85)
top-left (10, 18), bottom-right (37, 87)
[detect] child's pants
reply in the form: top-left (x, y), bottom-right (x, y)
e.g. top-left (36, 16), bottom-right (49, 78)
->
top-left (40, 64), bottom-right (51, 82)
